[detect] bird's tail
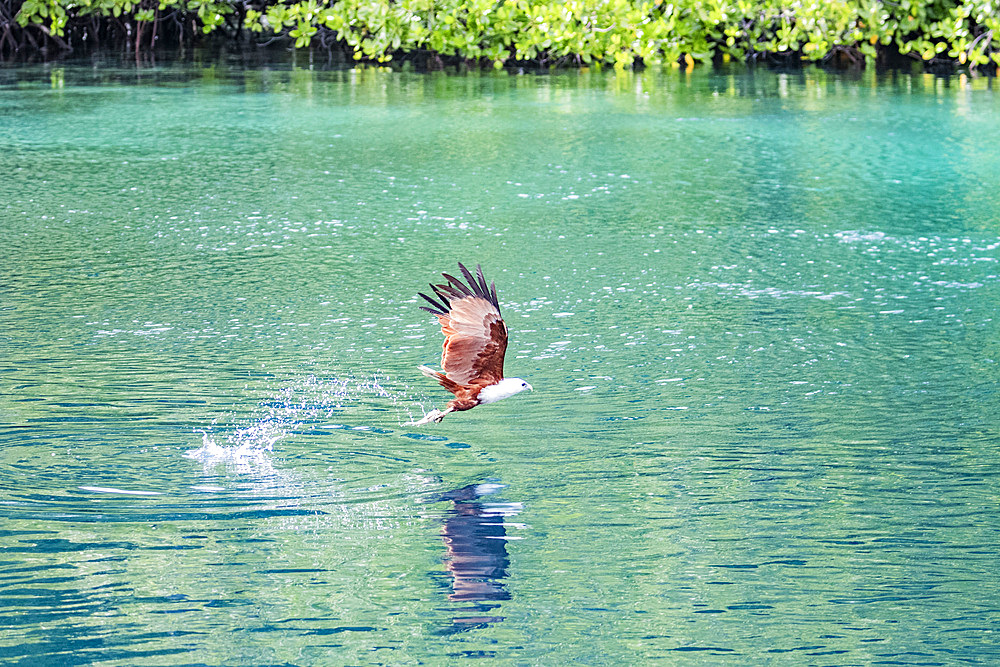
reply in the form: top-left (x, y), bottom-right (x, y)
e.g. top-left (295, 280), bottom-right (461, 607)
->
top-left (418, 365), bottom-right (461, 393)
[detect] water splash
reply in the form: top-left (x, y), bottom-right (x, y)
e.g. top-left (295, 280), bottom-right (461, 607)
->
top-left (183, 428), bottom-right (281, 474)
top-left (184, 372), bottom-right (422, 472)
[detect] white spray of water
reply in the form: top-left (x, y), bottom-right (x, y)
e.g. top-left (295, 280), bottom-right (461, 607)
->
top-left (184, 428), bottom-right (283, 474)
top-left (184, 372), bottom-right (420, 471)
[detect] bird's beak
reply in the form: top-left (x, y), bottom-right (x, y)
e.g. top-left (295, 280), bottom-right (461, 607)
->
top-left (527, 384), bottom-right (533, 392)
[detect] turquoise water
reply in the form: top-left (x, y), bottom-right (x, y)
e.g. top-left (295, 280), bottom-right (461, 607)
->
top-left (2, 59), bottom-right (1000, 664)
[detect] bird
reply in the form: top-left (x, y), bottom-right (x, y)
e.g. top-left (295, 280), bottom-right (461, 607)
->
top-left (407, 262), bottom-right (532, 425)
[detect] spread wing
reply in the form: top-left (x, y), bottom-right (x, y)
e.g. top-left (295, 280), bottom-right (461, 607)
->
top-left (417, 263), bottom-right (508, 386)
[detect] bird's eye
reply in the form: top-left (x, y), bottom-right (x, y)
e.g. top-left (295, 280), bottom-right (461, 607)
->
top-left (521, 382), bottom-right (527, 387)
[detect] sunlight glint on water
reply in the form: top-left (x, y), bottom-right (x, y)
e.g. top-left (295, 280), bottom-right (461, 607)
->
top-left (1, 61), bottom-right (1000, 664)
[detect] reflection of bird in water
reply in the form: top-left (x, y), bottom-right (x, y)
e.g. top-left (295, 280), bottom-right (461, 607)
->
top-left (436, 483), bottom-right (522, 633)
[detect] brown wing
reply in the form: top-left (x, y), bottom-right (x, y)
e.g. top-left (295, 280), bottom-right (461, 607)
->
top-left (417, 263), bottom-right (508, 386)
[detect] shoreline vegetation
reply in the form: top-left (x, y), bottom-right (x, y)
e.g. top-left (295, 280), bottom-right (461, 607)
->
top-left (2, 0), bottom-right (998, 74)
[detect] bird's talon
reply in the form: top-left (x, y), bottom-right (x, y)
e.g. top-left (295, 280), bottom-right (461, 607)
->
top-left (408, 408), bottom-right (444, 426)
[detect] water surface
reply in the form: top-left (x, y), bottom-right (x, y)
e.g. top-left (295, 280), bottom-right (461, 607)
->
top-left (2, 60), bottom-right (1000, 664)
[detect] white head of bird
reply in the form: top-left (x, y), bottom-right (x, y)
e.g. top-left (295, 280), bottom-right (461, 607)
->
top-left (476, 378), bottom-right (533, 405)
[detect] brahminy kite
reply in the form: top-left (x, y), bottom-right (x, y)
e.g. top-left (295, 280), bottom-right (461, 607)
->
top-left (408, 262), bottom-right (532, 425)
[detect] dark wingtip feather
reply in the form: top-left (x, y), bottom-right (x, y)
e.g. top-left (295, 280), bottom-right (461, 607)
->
top-left (436, 284), bottom-right (465, 300)
top-left (441, 273), bottom-right (474, 296)
top-left (458, 263), bottom-right (479, 295)
top-left (416, 262), bottom-right (503, 316)
top-left (430, 283), bottom-right (453, 302)
top-left (475, 264), bottom-right (489, 295)
top-left (418, 290), bottom-right (448, 315)
top-left (455, 262), bottom-right (498, 309)
top-left (477, 265), bottom-right (500, 310)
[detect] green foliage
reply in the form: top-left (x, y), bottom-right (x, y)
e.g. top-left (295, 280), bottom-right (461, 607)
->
top-left (13, 0), bottom-right (1000, 71)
